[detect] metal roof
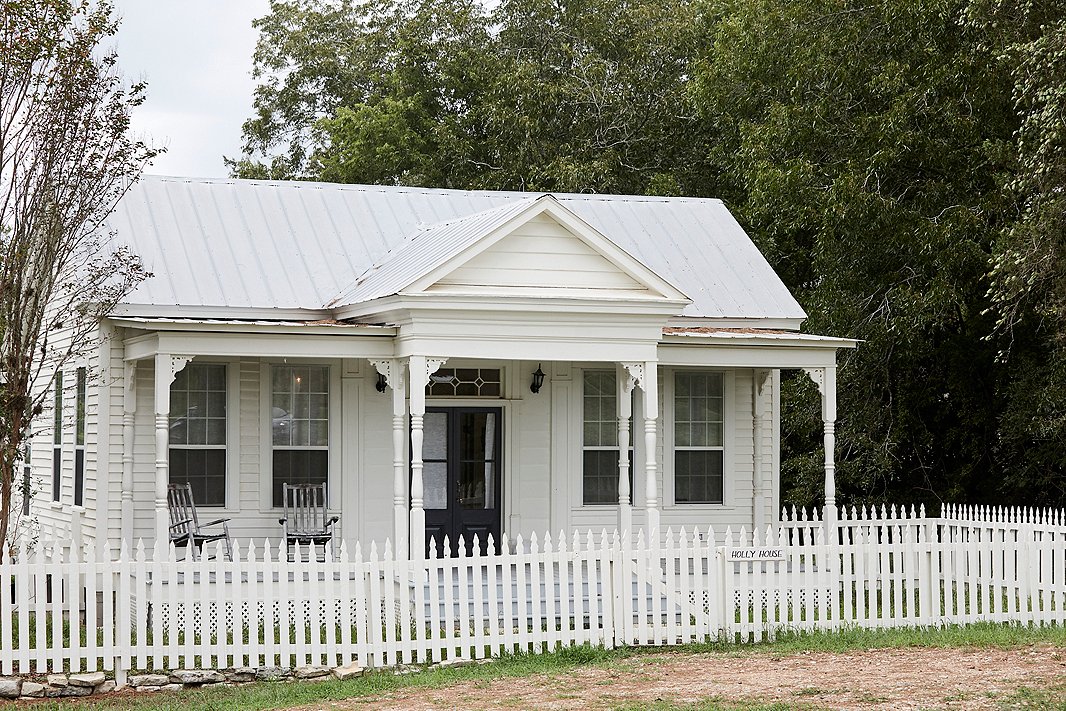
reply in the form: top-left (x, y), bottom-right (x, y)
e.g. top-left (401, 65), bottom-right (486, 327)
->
top-left (106, 176), bottom-right (807, 321)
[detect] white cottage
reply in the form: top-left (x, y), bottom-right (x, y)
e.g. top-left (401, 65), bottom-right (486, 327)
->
top-left (30, 176), bottom-right (855, 558)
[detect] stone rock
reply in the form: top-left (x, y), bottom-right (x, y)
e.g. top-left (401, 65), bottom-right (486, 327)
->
top-left (69, 671), bottom-right (106, 687)
top-left (129, 674), bottom-right (169, 688)
top-left (0, 678), bottom-right (20, 699)
top-left (225, 667), bottom-right (257, 682)
top-left (96, 680), bottom-right (117, 694)
top-left (295, 665), bottom-right (331, 679)
top-left (46, 685), bottom-right (92, 697)
top-left (170, 669), bottom-right (225, 685)
top-left (135, 686), bottom-right (162, 693)
top-left (436, 658), bottom-right (473, 669)
top-left (332, 662), bottom-right (365, 680)
top-left (162, 683), bottom-right (184, 692)
top-left (20, 682), bottom-right (46, 698)
top-left (255, 666), bottom-right (292, 682)
top-left (46, 674), bottom-right (68, 687)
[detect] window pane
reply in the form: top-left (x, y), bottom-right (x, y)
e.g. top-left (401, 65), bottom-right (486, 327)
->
top-left (75, 368), bottom-right (86, 445)
top-left (53, 372), bottom-right (63, 445)
top-left (169, 448), bottom-right (227, 506)
top-left (582, 449), bottom-right (633, 505)
top-left (272, 366), bottom-right (329, 449)
top-left (272, 449), bottom-right (328, 507)
top-left (675, 450), bottom-right (723, 504)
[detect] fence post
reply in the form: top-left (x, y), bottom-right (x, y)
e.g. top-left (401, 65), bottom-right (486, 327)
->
top-left (716, 543), bottom-right (729, 642)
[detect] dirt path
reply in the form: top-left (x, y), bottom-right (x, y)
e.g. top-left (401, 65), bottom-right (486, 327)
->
top-left (293, 645), bottom-right (1066, 710)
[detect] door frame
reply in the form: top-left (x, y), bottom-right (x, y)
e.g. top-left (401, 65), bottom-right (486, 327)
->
top-left (419, 405), bottom-right (504, 555)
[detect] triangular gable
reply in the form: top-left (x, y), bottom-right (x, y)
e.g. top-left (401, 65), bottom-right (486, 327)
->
top-left (331, 195), bottom-right (690, 308)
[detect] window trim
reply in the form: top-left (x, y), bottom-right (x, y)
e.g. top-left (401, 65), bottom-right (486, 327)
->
top-left (52, 371), bottom-right (63, 503)
top-left (74, 367), bottom-right (86, 507)
top-left (570, 366), bottom-right (643, 512)
top-left (167, 362), bottom-right (234, 508)
top-left (259, 360), bottom-right (341, 512)
top-left (664, 368), bottom-right (734, 508)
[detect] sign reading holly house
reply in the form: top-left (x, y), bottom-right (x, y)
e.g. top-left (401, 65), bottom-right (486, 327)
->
top-left (727, 547), bottom-right (787, 562)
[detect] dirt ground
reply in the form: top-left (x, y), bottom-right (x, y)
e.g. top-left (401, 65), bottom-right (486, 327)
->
top-left (293, 644), bottom-right (1066, 710)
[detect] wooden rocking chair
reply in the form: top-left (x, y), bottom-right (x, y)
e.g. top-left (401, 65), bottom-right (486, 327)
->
top-left (167, 483), bottom-right (233, 561)
top-left (279, 483), bottom-right (339, 561)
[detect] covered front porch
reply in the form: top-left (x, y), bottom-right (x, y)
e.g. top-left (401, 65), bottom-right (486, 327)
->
top-left (112, 317), bottom-right (852, 559)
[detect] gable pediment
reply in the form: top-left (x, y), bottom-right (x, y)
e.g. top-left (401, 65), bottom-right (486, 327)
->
top-left (330, 194), bottom-right (691, 314)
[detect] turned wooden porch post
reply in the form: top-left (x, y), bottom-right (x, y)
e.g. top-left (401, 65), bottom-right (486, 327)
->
top-left (370, 359), bottom-right (408, 557)
top-left (153, 353), bottom-right (192, 549)
top-left (121, 360), bottom-right (137, 549)
top-left (407, 356), bottom-right (446, 559)
top-left (616, 363), bottom-right (638, 536)
top-left (804, 365), bottom-right (838, 531)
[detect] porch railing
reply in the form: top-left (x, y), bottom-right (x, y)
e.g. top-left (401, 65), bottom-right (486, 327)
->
top-left (0, 504), bottom-right (1063, 679)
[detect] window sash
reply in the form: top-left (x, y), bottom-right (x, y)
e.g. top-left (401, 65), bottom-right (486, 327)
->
top-left (672, 371), bottom-right (726, 505)
top-left (169, 363), bottom-right (228, 506)
top-left (271, 365), bottom-right (330, 507)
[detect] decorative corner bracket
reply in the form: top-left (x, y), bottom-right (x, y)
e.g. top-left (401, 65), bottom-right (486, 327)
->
top-left (124, 361), bottom-right (138, 403)
top-left (801, 367), bottom-right (826, 398)
top-left (164, 355), bottom-right (194, 385)
top-left (369, 359), bottom-right (405, 391)
top-left (620, 362), bottom-right (644, 392)
top-left (755, 368), bottom-right (772, 397)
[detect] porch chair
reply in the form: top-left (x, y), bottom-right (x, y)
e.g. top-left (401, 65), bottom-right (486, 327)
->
top-left (279, 483), bottom-right (339, 561)
top-left (167, 483), bottom-right (233, 561)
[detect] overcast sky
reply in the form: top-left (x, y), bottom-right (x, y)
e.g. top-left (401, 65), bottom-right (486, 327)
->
top-left (111, 1), bottom-right (271, 178)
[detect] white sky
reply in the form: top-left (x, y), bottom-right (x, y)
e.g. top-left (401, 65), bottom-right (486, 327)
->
top-left (111, 1), bottom-right (271, 178)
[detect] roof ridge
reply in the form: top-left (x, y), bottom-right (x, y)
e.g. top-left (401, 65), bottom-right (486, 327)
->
top-left (138, 174), bottom-right (725, 205)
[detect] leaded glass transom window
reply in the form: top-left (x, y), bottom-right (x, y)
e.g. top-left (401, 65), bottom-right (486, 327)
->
top-left (427, 368), bottom-right (501, 397)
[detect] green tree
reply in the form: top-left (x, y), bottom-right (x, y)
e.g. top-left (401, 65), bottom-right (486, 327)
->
top-left (693, 0), bottom-right (1024, 508)
top-left (232, 0), bottom-right (713, 195)
top-left (0, 0), bottom-right (156, 547)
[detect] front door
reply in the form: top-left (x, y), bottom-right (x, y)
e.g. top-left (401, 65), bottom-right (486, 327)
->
top-left (421, 407), bottom-right (503, 557)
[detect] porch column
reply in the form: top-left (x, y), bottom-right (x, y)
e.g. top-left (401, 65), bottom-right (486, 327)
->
top-left (641, 362), bottom-right (660, 545)
top-left (153, 354), bottom-right (192, 549)
top-left (121, 360), bottom-right (137, 549)
top-left (616, 364), bottom-right (636, 536)
top-left (407, 356), bottom-right (447, 559)
top-left (803, 365), bottom-right (838, 529)
top-left (752, 369), bottom-right (771, 531)
top-left (370, 359), bottom-right (408, 557)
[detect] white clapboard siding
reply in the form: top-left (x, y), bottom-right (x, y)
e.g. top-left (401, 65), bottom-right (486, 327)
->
top-left (430, 214), bottom-right (648, 292)
top-left (0, 505), bottom-right (1063, 677)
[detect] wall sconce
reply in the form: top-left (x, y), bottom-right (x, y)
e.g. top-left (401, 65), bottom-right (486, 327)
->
top-left (530, 364), bottom-right (546, 394)
top-left (375, 372), bottom-right (387, 393)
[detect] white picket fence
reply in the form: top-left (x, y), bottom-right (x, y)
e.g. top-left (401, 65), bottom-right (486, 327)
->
top-left (0, 504), bottom-right (1063, 678)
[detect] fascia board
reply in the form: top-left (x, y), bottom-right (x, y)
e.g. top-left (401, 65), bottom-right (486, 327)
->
top-left (124, 330), bottom-right (396, 360)
top-left (665, 317), bottom-right (807, 331)
top-left (657, 343), bottom-right (842, 369)
top-left (110, 317), bottom-right (397, 337)
top-left (660, 334), bottom-right (858, 349)
top-left (113, 303), bottom-right (334, 321)
top-left (332, 293), bottom-right (689, 321)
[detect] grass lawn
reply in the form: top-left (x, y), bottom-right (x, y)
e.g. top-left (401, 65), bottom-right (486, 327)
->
top-left (30, 622), bottom-right (1066, 711)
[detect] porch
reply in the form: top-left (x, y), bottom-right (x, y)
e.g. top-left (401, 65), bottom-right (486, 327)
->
top-left (110, 318), bottom-right (852, 559)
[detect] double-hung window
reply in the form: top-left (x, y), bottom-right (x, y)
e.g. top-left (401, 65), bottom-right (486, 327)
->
top-left (673, 371), bottom-right (725, 504)
top-left (581, 370), bottom-right (633, 505)
top-left (52, 372), bottom-right (62, 502)
top-left (74, 367), bottom-right (86, 506)
top-left (169, 364), bottom-right (227, 506)
top-left (271, 365), bottom-right (329, 507)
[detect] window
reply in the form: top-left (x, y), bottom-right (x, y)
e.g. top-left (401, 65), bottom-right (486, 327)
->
top-left (169, 364), bottom-right (227, 506)
top-left (582, 370), bottom-right (632, 505)
top-left (673, 371), bottom-right (724, 504)
top-left (74, 367), bottom-right (86, 506)
top-left (427, 368), bottom-right (501, 397)
top-left (52, 372), bottom-right (62, 502)
top-left (271, 365), bottom-right (329, 507)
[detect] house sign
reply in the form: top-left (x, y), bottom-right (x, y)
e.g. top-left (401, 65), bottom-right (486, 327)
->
top-left (727, 547), bottom-right (787, 562)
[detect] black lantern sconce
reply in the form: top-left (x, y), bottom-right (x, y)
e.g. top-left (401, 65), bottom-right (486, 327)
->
top-left (530, 364), bottom-right (546, 394)
top-left (375, 372), bottom-right (387, 393)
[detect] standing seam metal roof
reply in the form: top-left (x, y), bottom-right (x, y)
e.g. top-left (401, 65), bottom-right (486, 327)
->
top-left (106, 176), bottom-right (806, 321)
